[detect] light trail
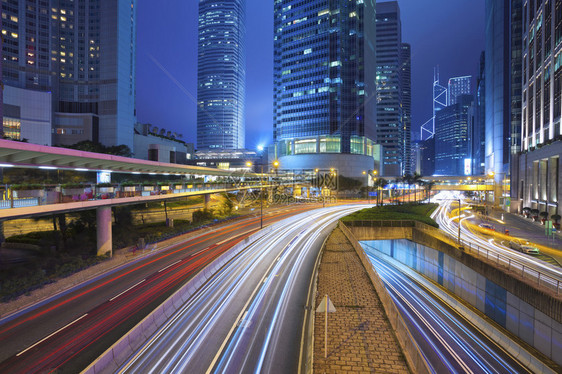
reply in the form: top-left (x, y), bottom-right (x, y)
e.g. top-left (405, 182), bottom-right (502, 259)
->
top-left (432, 194), bottom-right (562, 285)
top-left (366, 252), bottom-right (534, 374)
top-left (118, 205), bottom-right (367, 373)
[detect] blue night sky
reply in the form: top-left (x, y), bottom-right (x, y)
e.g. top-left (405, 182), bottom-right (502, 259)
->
top-left (136, 0), bottom-right (484, 150)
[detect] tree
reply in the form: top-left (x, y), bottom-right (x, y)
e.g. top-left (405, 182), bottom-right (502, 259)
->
top-left (411, 173), bottom-right (422, 202)
top-left (373, 178), bottom-right (388, 205)
top-left (424, 181), bottom-right (436, 203)
top-left (65, 140), bottom-right (132, 157)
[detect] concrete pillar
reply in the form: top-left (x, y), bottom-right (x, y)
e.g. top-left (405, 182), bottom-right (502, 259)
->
top-left (97, 206), bottom-right (112, 257)
top-left (204, 194), bottom-right (211, 210)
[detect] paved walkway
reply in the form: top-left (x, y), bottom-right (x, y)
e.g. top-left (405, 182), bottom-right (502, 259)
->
top-left (314, 228), bottom-right (410, 374)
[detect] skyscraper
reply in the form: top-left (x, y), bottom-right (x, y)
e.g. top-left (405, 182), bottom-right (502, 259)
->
top-left (434, 95), bottom-right (473, 176)
top-left (376, 1), bottom-right (404, 177)
top-left (448, 76), bottom-right (472, 105)
top-left (471, 52), bottom-right (486, 175)
top-left (1, 0), bottom-right (137, 150)
top-left (197, 0), bottom-right (246, 150)
top-left (273, 0), bottom-right (378, 178)
top-left (422, 68), bottom-right (448, 140)
top-left (485, 0), bottom-right (522, 208)
top-left (516, 0), bottom-right (561, 217)
top-left (401, 43), bottom-right (412, 175)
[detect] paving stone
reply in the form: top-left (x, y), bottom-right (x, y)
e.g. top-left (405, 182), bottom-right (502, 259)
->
top-left (313, 228), bottom-right (411, 373)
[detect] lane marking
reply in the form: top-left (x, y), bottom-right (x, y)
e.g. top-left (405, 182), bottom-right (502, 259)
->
top-left (192, 247), bottom-right (210, 256)
top-left (159, 260), bottom-right (182, 273)
top-left (17, 313), bottom-right (88, 357)
top-left (109, 279), bottom-right (146, 302)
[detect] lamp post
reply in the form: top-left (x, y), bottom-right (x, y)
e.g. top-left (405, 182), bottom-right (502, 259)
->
top-left (458, 198), bottom-right (462, 245)
top-left (246, 161), bottom-right (266, 229)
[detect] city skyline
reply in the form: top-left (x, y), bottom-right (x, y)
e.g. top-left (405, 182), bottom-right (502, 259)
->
top-left (136, 0), bottom-right (485, 151)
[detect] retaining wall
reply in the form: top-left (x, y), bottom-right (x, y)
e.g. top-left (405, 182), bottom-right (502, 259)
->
top-left (360, 234), bottom-right (562, 368)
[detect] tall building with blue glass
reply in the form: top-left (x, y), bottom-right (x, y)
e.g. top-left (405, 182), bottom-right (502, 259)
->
top-left (434, 95), bottom-right (473, 176)
top-left (197, 0), bottom-right (246, 150)
top-left (1, 0), bottom-right (137, 150)
top-left (376, 1), bottom-right (405, 177)
top-left (273, 0), bottom-right (378, 178)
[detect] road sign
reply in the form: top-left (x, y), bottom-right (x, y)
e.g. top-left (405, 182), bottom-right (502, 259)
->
top-left (368, 191), bottom-right (376, 197)
top-left (316, 294), bottom-right (336, 313)
top-left (546, 220), bottom-right (554, 236)
top-left (316, 294), bottom-right (336, 358)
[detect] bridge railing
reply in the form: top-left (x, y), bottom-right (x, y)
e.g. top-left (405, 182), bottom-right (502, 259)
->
top-left (0, 181), bottom-right (285, 211)
top-left (344, 220), bottom-right (562, 296)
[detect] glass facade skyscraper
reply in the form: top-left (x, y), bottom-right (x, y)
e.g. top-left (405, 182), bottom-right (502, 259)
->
top-left (448, 76), bottom-right (472, 105)
top-left (485, 0), bottom-right (522, 209)
top-left (435, 95), bottom-right (473, 176)
top-left (273, 0), bottom-right (378, 178)
top-left (401, 43), bottom-right (412, 175)
top-left (1, 0), bottom-right (137, 150)
top-left (376, 1), bottom-right (404, 177)
top-left (197, 0), bottom-right (246, 150)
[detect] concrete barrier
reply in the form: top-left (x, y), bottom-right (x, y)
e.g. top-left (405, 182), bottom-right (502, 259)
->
top-left (82, 224), bottom-right (277, 374)
top-left (339, 223), bottom-right (432, 374)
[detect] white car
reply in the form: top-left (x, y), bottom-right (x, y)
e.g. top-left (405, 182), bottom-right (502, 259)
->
top-left (509, 241), bottom-right (539, 255)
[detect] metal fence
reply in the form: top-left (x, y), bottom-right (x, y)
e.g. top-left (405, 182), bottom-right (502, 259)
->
top-left (0, 198), bottom-right (40, 209)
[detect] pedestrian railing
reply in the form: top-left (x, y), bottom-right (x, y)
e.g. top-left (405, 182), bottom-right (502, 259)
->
top-left (0, 182), bottom-right (280, 211)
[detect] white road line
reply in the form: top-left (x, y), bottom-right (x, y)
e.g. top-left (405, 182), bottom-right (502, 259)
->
top-left (159, 260), bottom-right (182, 273)
top-left (215, 229), bottom-right (256, 246)
top-left (109, 279), bottom-right (146, 302)
top-left (191, 247), bottom-right (209, 256)
top-left (17, 313), bottom-right (88, 356)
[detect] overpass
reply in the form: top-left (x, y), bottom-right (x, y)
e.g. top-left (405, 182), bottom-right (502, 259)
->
top-left (0, 140), bottom-right (300, 255)
top-left (421, 175), bottom-right (497, 192)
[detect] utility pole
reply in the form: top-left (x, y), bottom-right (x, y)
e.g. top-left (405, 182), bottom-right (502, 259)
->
top-left (458, 198), bottom-right (461, 245)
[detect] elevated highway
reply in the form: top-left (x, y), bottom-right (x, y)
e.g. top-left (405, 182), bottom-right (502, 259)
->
top-left (0, 140), bottom-right (303, 255)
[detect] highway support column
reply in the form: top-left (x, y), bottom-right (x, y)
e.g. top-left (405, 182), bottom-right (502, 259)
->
top-left (97, 206), bottom-right (112, 257)
top-left (204, 194), bottom-right (211, 210)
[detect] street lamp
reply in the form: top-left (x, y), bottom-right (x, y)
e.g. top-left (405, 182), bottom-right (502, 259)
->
top-left (246, 161), bottom-right (267, 229)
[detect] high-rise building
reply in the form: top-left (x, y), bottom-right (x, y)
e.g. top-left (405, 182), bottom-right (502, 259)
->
top-left (516, 0), bottom-right (562, 217)
top-left (197, 0), bottom-right (246, 150)
top-left (472, 52), bottom-right (486, 175)
top-left (1, 0), bottom-right (137, 150)
top-left (448, 76), bottom-right (472, 105)
top-left (273, 0), bottom-right (378, 178)
top-left (435, 95), bottom-right (473, 175)
top-left (401, 43), bottom-right (412, 175)
top-left (485, 0), bottom-right (522, 209)
top-left (422, 68), bottom-right (448, 140)
top-left (376, 1), bottom-right (404, 177)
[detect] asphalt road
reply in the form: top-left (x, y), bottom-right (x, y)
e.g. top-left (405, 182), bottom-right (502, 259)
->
top-left (366, 253), bottom-right (535, 374)
top-left (117, 205), bottom-right (367, 373)
top-left (0, 204), bottom-right (317, 373)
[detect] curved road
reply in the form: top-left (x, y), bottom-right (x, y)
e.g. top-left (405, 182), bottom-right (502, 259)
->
top-left (118, 205), bottom-right (367, 373)
top-left (0, 205), bottom-right (319, 373)
top-left (366, 253), bottom-right (534, 374)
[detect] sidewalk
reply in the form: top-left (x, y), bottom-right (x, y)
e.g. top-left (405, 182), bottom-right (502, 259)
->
top-left (314, 228), bottom-right (410, 374)
top-left (484, 208), bottom-right (562, 250)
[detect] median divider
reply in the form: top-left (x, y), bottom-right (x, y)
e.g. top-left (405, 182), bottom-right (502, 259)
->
top-left (338, 222), bottom-right (432, 374)
top-left (339, 222), bottom-right (431, 374)
top-left (82, 224), bottom-right (277, 374)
